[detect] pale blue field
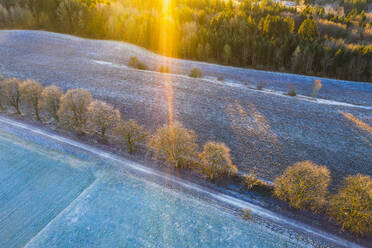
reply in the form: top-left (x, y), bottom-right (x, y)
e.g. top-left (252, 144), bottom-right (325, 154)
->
top-left (0, 120), bottom-right (340, 248)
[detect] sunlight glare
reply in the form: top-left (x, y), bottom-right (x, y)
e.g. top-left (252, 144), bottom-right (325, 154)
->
top-left (159, 0), bottom-right (177, 126)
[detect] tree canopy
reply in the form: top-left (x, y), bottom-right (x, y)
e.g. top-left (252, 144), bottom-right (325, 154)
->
top-left (0, 0), bottom-right (371, 81)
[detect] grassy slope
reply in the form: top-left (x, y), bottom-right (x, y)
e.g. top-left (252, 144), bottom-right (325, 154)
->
top-left (0, 30), bottom-right (371, 187)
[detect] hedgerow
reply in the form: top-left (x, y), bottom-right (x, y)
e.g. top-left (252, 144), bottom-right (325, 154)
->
top-left (0, 73), bottom-right (370, 237)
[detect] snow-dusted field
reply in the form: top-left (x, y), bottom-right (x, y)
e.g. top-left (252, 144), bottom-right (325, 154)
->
top-left (0, 116), bottom-right (364, 248)
top-left (0, 30), bottom-right (371, 183)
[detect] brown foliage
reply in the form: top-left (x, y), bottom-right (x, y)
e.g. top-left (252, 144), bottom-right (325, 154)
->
top-left (158, 65), bottom-right (170, 73)
top-left (40, 85), bottom-right (63, 122)
top-left (328, 174), bottom-right (372, 236)
top-left (113, 119), bottom-right (147, 154)
top-left (20, 79), bottom-right (43, 121)
top-left (148, 122), bottom-right (198, 168)
top-left (57, 88), bottom-right (92, 134)
top-left (2, 78), bottom-right (22, 115)
top-left (189, 67), bottom-right (202, 78)
top-left (199, 142), bottom-right (237, 180)
top-left (287, 85), bottom-right (296, 96)
top-left (312, 79), bottom-right (322, 98)
top-left (128, 56), bottom-right (147, 70)
top-left (87, 100), bottom-right (120, 141)
top-left (274, 161), bottom-right (330, 212)
top-left (243, 173), bottom-right (272, 192)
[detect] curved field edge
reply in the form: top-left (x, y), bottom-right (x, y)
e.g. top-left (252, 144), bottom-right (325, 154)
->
top-left (0, 115), bottom-right (367, 248)
top-left (0, 31), bottom-right (371, 186)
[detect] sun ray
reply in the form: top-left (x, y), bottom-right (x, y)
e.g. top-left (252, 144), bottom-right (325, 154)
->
top-left (165, 80), bottom-right (174, 125)
top-left (158, 0), bottom-right (177, 126)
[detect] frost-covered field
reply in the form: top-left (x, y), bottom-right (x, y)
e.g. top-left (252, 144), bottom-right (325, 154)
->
top-left (0, 116), bottom-right (362, 248)
top-left (0, 30), bottom-right (371, 183)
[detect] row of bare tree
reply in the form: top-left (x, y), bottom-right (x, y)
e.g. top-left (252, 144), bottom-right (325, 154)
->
top-left (0, 76), bottom-right (237, 181)
top-left (0, 75), bottom-right (370, 237)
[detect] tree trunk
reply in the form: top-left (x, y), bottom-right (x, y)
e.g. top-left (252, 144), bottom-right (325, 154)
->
top-left (34, 103), bottom-right (40, 121)
top-left (128, 137), bottom-right (133, 154)
top-left (54, 112), bottom-right (59, 123)
top-left (101, 128), bottom-right (106, 142)
top-left (15, 102), bottom-right (21, 116)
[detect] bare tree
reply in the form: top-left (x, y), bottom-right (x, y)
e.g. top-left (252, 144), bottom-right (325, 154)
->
top-left (87, 100), bottom-right (120, 141)
top-left (40, 85), bottom-right (63, 122)
top-left (20, 79), bottom-right (43, 121)
top-left (113, 119), bottom-right (147, 154)
top-left (2, 78), bottom-right (22, 115)
top-left (312, 79), bottom-right (322, 98)
top-left (148, 122), bottom-right (198, 168)
top-left (199, 142), bottom-right (238, 180)
top-left (57, 88), bottom-right (92, 133)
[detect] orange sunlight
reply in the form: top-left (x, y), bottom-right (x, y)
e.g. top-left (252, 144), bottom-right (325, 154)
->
top-left (159, 0), bottom-right (177, 126)
top-left (341, 112), bottom-right (372, 136)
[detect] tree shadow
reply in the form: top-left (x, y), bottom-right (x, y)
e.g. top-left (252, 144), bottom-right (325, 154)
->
top-left (340, 111), bottom-right (372, 147)
top-left (225, 100), bottom-right (283, 177)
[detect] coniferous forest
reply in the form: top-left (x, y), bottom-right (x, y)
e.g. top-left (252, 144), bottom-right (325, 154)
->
top-left (0, 0), bottom-right (371, 82)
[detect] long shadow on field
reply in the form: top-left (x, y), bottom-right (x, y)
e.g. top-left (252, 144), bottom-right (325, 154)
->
top-left (223, 101), bottom-right (372, 187)
top-left (225, 101), bottom-right (283, 177)
top-left (340, 111), bottom-right (372, 147)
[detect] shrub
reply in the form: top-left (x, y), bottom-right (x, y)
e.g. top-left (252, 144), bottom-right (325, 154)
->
top-left (87, 100), bottom-right (121, 141)
top-left (57, 88), bottom-right (92, 134)
top-left (274, 161), bottom-right (330, 212)
top-left (40, 85), bottom-right (63, 122)
top-left (2, 78), bottom-right (22, 115)
top-left (256, 83), bottom-right (264, 90)
top-left (158, 65), bottom-right (170, 73)
top-left (113, 119), bottom-right (147, 154)
top-left (312, 79), bottom-right (322, 98)
top-left (287, 85), bottom-right (297, 96)
top-left (243, 209), bottom-right (252, 220)
top-left (328, 174), bottom-right (372, 236)
top-left (189, 67), bottom-right (202, 78)
top-left (148, 122), bottom-right (198, 168)
top-left (128, 56), bottom-right (147, 70)
top-left (217, 76), bottom-right (224, 81)
top-left (243, 173), bottom-right (272, 192)
top-left (199, 142), bottom-right (237, 181)
top-left (20, 79), bottom-right (43, 121)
